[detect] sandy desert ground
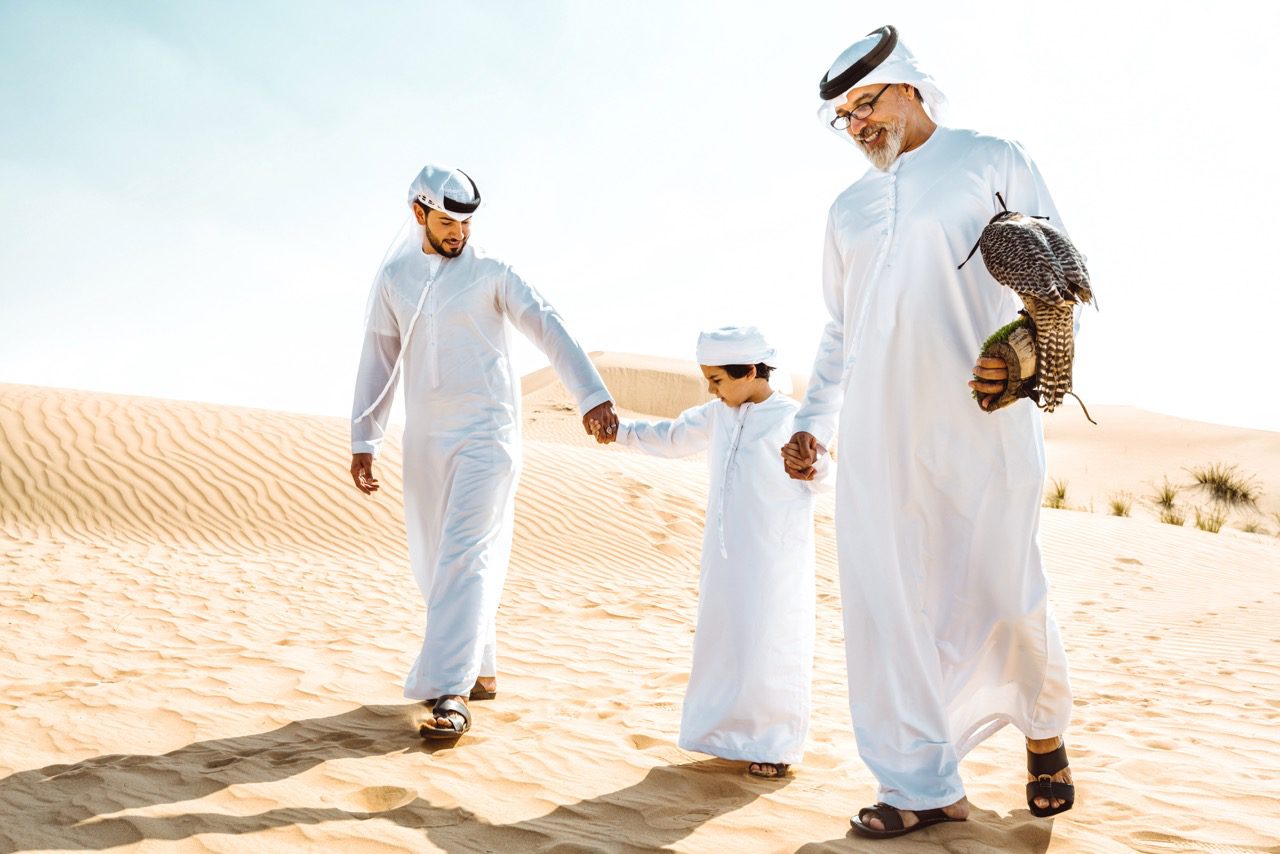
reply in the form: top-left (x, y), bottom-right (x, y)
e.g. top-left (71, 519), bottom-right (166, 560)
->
top-left (1, 358), bottom-right (1277, 853)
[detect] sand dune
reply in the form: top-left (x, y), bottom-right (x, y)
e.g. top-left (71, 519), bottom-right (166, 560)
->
top-left (1, 364), bottom-right (1278, 853)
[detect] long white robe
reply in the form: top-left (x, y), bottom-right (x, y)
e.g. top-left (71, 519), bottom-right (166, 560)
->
top-left (792, 127), bottom-right (1074, 810)
top-left (620, 392), bottom-right (828, 765)
top-left (352, 243), bottom-right (611, 701)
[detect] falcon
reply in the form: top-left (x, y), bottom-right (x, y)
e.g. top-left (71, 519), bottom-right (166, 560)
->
top-left (960, 193), bottom-right (1094, 414)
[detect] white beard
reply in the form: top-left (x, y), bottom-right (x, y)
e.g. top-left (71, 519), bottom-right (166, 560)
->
top-left (856, 118), bottom-right (906, 171)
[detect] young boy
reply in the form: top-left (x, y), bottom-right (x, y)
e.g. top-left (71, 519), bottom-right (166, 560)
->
top-left (616, 326), bottom-right (832, 777)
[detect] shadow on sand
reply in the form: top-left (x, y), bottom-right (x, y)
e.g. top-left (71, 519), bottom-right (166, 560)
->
top-left (0, 703), bottom-right (782, 852)
top-left (794, 804), bottom-right (1055, 853)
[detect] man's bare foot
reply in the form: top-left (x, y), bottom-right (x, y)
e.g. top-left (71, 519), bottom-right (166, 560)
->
top-left (862, 796), bottom-right (969, 832)
top-left (1027, 736), bottom-right (1073, 811)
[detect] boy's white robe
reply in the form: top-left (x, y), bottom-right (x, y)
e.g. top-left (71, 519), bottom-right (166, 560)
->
top-left (792, 126), bottom-right (1074, 810)
top-left (352, 243), bottom-right (610, 701)
top-left (620, 392), bottom-right (828, 765)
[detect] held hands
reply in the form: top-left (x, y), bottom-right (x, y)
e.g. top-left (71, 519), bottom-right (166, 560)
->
top-left (350, 453), bottom-right (379, 495)
top-left (968, 356), bottom-right (1009, 412)
top-left (781, 431), bottom-right (820, 481)
top-left (583, 401), bottom-right (619, 445)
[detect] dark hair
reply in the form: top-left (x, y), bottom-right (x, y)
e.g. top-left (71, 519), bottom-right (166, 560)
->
top-left (722, 362), bottom-right (774, 381)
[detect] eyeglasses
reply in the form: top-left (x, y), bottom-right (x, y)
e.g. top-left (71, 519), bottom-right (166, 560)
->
top-left (829, 84), bottom-right (892, 131)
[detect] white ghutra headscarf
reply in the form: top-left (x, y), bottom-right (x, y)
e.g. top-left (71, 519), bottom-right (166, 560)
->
top-left (817, 25), bottom-right (948, 143)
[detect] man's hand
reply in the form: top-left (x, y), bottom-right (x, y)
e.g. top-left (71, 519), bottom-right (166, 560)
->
top-left (968, 356), bottom-right (1009, 412)
top-left (351, 453), bottom-right (380, 494)
top-left (781, 431), bottom-right (820, 481)
top-left (583, 401), bottom-right (619, 445)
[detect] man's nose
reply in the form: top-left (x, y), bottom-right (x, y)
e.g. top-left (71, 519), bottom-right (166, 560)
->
top-left (846, 115), bottom-right (871, 137)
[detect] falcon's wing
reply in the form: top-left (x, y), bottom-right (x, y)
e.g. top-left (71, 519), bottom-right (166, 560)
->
top-left (1038, 221), bottom-right (1093, 306)
top-left (978, 217), bottom-right (1070, 306)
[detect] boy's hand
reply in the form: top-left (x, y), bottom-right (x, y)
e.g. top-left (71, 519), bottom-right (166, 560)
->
top-left (781, 432), bottom-right (819, 481)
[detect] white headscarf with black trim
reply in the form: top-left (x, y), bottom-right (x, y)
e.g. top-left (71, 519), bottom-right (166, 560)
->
top-left (817, 25), bottom-right (948, 143)
top-left (407, 163), bottom-right (481, 221)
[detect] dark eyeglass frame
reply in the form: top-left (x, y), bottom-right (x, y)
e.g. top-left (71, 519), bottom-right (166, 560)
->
top-left (829, 83), bottom-right (892, 131)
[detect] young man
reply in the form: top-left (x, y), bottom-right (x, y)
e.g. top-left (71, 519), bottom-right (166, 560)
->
top-left (782, 27), bottom-right (1077, 838)
top-left (350, 164), bottom-right (617, 738)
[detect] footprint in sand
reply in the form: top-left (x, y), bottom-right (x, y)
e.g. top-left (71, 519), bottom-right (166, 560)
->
top-left (630, 734), bottom-right (672, 751)
top-left (353, 785), bottom-right (417, 812)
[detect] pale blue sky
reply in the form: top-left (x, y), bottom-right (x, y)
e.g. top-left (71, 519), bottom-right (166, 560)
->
top-left (2, 1), bottom-right (1277, 430)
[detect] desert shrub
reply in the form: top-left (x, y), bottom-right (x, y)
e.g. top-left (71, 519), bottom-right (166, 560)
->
top-left (1108, 492), bottom-right (1133, 517)
top-left (1044, 478), bottom-right (1069, 510)
top-left (1240, 517), bottom-right (1268, 535)
top-left (1151, 478), bottom-right (1179, 511)
top-left (1193, 506), bottom-right (1225, 533)
top-left (1187, 462), bottom-right (1261, 511)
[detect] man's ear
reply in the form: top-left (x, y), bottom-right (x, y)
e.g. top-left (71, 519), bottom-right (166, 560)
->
top-left (413, 203), bottom-right (429, 226)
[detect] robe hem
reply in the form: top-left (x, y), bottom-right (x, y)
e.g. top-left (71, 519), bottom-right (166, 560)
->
top-left (403, 680), bottom-right (481, 701)
top-left (677, 738), bottom-right (805, 765)
top-left (876, 785), bottom-right (967, 813)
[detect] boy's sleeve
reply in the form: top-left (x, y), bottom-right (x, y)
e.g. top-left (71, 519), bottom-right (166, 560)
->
top-left (618, 402), bottom-right (715, 458)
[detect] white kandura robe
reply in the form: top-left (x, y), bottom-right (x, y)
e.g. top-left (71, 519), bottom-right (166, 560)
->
top-left (620, 392), bottom-right (830, 765)
top-left (792, 126), bottom-right (1074, 810)
top-left (352, 244), bottom-right (610, 701)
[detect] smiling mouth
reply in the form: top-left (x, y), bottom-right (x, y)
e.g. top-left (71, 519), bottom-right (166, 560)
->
top-left (857, 128), bottom-right (885, 146)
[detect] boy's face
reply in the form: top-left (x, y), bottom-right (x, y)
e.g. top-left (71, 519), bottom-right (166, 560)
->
top-left (701, 365), bottom-right (756, 408)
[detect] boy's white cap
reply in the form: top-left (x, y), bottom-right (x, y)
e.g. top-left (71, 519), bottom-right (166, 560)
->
top-left (696, 326), bottom-right (776, 366)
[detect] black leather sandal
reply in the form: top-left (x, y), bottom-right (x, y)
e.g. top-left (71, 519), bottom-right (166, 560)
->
top-left (468, 680), bottom-right (497, 701)
top-left (419, 697), bottom-right (471, 739)
top-left (747, 762), bottom-right (789, 779)
top-left (850, 802), bottom-right (963, 838)
top-left (1026, 742), bottom-right (1075, 817)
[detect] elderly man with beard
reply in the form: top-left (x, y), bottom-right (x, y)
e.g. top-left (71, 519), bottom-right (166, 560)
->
top-left (351, 164), bottom-right (617, 740)
top-left (781, 27), bottom-right (1077, 838)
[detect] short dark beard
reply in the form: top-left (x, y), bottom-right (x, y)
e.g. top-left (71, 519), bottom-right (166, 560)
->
top-left (424, 227), bottom-right (466, 258)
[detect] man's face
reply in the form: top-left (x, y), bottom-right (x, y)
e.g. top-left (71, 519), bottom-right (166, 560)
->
top-left (417, 206), bottom-right (471, 257)
top-left (836, 83), bottom-right (909, 171)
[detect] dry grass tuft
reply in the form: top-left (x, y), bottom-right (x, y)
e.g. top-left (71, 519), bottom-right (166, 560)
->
top-left (1150, 478), bottom-right (1185, 525)
top-left (1240, 517), bottom-right (1268, 535)
top-left (1187, 462), bottom-right (1261, 511)
top-left (1108, 492), bottom-right (1133, 517)
top-left (1044, 478), bottom-right (1070, 510)
top-left (1194, 506), bottom-right (1226, 533)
